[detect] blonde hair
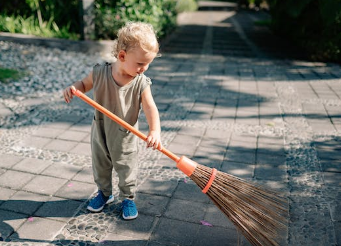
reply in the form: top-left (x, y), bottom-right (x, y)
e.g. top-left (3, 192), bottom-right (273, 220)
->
top-left (112, 22), bottom-right (159, 58)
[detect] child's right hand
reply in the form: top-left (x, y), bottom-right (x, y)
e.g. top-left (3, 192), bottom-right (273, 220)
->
top-left (63, 86), bottom-right (74, 103)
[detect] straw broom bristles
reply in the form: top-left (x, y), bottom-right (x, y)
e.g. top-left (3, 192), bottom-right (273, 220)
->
top-left (190, 164), bottom-right (288, 246)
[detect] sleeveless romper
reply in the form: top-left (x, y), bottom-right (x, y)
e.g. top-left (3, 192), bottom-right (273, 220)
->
top-left (91, 63), bottom-right (151, 200)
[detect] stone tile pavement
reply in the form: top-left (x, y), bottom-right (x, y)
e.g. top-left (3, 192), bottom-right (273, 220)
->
top-left (1, 1), bottom-right (341, 245)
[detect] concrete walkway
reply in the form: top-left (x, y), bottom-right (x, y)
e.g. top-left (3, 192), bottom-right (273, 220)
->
top-left (1, 1), bottom-right (341, 245)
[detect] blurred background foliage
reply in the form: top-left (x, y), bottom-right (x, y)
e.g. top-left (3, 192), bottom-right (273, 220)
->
top-left (0, 0), bottom-right (80, 39)
top-left (0, 0), bottom-right (197, 41)
top-left (0, 0), bottom-right (340, 62)
top-left (267, 0), bottom-right (341, 63)
top-left (94, 0), bottom-right (179, 40)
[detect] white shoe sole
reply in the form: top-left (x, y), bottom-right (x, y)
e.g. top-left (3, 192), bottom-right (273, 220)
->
top-left (122, 211), bottom-right (138, 220)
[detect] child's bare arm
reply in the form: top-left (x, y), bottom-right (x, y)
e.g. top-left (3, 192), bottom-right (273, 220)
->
top-left (141, 86), bottom-right (162, 150)
top-left (63, 72), bottom-right (94, 103)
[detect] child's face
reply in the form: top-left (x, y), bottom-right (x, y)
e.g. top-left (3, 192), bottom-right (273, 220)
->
top-left (120, 46), bottom-right (156, 77)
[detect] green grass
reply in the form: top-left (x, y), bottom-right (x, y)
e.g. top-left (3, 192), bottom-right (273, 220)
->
top-left (0, 67), bottom-right (23, 83)
top-left (254, 19), bottom-right (272, 27)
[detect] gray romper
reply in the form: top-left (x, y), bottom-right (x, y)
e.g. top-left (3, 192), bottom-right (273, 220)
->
top-left (91, 63), bottom-right (151, 200)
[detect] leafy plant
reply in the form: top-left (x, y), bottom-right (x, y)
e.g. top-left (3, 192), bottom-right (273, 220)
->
top-left (175, 0), bottom-right (198, 13)
top-left (0, 14), bottom-right (79, 40)
top-left (0, 0), bottom-right (80, 39)
top-left (0, 67), bottom-right (24, 83)
top-left (268, 0), bottom-right (341, 62)
top-left (94, 0), bottom-right (177, 40)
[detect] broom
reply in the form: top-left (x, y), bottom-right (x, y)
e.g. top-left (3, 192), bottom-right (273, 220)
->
top-left (71, 87), bottom-right (288, 246)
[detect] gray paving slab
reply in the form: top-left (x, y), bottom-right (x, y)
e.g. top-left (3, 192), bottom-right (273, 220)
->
top-left (0, 154), bottom-right (23, 169)
top-left (137, 179), bottom-right (178, 198)
top-left (41, 162), bottom-right (83, 180)
top-left (0, 191), bottom-right (50, 215)
top-left (150, 217), bottom-right (202, 245)
top-left (54, 181), bottom-right (96, 200)
top-left (0, 170), bottom-right (36, 190)
top-left (12, 158), bottom-right (52, 174)
top-left (10, 217), bottom-right (66, 241)
top-left (22, 175), bottom-right (68, 196)
top-left (0, 209), bottom-right (27, 240)
top-left (164, 198), bottom-right (207, 223)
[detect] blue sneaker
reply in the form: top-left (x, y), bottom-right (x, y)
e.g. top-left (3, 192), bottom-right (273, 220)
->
top-left (122, 199), bottom-right (138, 220)
top-left (87, 190), bottom-right (115, 212)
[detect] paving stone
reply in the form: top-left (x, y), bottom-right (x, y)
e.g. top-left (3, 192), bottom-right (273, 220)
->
top-left (0, 209), bottom-right (27, 240)
top-left (44, 139), bottom-right (78, 152)
top-left (173, 181), bottom-right (210, 203)
top-left (72, 166), bottom-right (94, 183)
top-left (81, 133), bottom-right (91, 143)
top-left (0, 107), bottom-right (12, 117)
top-left (335, 222), bottom-right (341, 246)
top-left (151, 217), bottom-right (201, 245)
top-left (12, 158), bottom-right (52, 174)
top-left (204, 204), bottom-right (235, 229)
top-left (19, 136), bottom-right (52, 149)
top-left (204, 129), bottom-right (231, 140)
top-left (0, 154), bottom-right (23, 169)
top-left (69, 123), bottom-right (91, 133)
top-left (257, 142), bottom-right (286, 156)
top-left (23, 175), bottom-right (68, 196)
top-left (135, 193), bottom-right (170, 217)
top-left (178, 126), bottom-right (205, 137)
top-left (43, 121), bottom-right (74, 130)
top-left (0, 187), bottom-right (16, 204)
top-left (0, 191), bottom-right (50, 215)
top-left (323, 172), bottom-right (341, 187)
top-left (320, 159), bottom-right (341, 172)
top-left (224, 149), bottom-right (256, 164)
top-left (221, 161), bottom-right (254, 180)
top-left (164, 198), bottom-right (207, 223)
top-left (57, 130), bottom-right (89, 142)
top-left (166, 141), bottom-right (197, 157)
top-left (42, 162), bottom-right (83, 180)
top-left (69, 142), bottom-right (91, 156)
top-left (0, 170), bottom-right (35, 189)
top-left (101, 235), bottom-right (147, 246)
top-left (31, 126), bottom-right (65, 138)
top-left (106, 214), bottom-right (155, 240)
top-left (254, 163), bottom-right (287, 181)
top-left (34, 197), bottom-right (84, 222)
top-left (256, 153), bottom-right (286, 167)
top-left (138, 179), bottom-right (178, 197)
top-left (10, 217), bottom-right (66, 241)
top-left (55, 181), bottom-right (96, 200)
top-left (192, 225), bottom-right (239, 246)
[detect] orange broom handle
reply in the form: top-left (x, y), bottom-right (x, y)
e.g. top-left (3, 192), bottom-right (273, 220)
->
top-left (71, 87), bottom-right (180, 163)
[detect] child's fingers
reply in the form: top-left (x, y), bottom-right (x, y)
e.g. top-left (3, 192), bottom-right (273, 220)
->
top-left (63, 87), bottom-right (73, 103)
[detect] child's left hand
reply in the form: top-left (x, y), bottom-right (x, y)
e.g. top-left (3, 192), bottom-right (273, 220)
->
top-left (146, 131), bottom-right (162, 150)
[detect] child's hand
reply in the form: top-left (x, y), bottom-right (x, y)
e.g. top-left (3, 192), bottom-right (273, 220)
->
top-left (146, 131), bottom-right (162, 150)
top-left (63, 86), bottom-right (74, 103)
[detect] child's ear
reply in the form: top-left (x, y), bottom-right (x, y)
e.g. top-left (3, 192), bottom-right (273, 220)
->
top-left (118, 50), bottom-right (126, 62)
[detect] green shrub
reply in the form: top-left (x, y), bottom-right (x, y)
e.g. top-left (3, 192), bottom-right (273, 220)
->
top-left (0, 66), bottom-right (25, 83)
top-left (0, 0), bottom-right (80, 39)
top-left (0, 14), bottom-right (79, 40)
top-left (268, 0), bottom-right (341, 63)
top-left (94, 0), bottom-right (177, 40)
top-left (175, 0), bottom-right (198, 13)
